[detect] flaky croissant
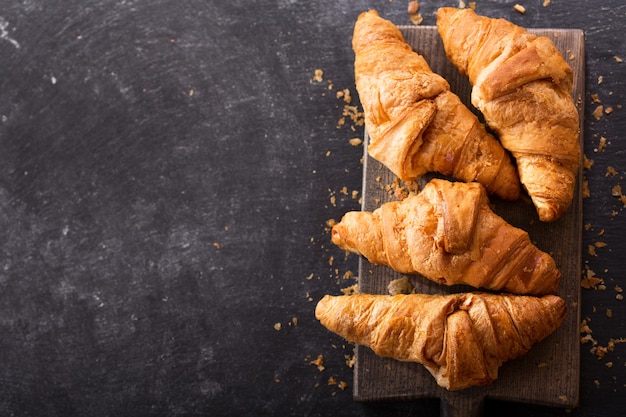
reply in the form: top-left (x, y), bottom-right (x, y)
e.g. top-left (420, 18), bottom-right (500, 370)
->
top-left (436, 7), bottom-right (581, 221)
top-left (353, 10), bottom-right (520, 201)
top-left (315, 292), bottom-right (567, 390)
top-left (332, 178), bottom-right (560, 295)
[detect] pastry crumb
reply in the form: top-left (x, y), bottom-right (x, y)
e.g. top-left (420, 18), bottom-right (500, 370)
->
top-left (310, 355), bottom-right (325, 371)
top-left (341, 284), bottom-right (359, 295)
top-left (311, 69), bottom-right (324, 83)
top-left (513, 4), bottom-right (526, 14)
top-left (345, 354), bottom-right (355, 368)
top-left (605, 166), bottom-right (617, 177)
top-left (388, 276), bottom-right (415, 295)
top-left (592, 105), bottom-right (604, 120)
top-left (349, 137), bottom-right (363, 146)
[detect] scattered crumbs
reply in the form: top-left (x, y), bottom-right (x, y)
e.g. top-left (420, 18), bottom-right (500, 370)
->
top-left (407, 1), bottom-right (423, 25)
top-left (338, 381), bottom-right (349, 390)
top-left (469, 2), bottom-right (476, 10)
top-left (328, 255), bottom-right (334, 266)
top-left (189, 89), bottom-right (194, 97)
top-left (558, 395), bottom-right (568, 402)
top-left (606, 309), bottom-right (613, 318)
top-left (213, 242), bottom-right (221, 249)
top-left (591, 93), bottom-right (601, 103)
top-left (327, 376), bottom-right (337, 385)
top-left (598, 75), bottom-right (603, 84)
top-left (583, 154), bottom-right (594, 170)
top-left (340, 284), bottom-right (359, 296)
top-left (513, 4), bottom-right (526, 14)
top-left (458, 0), bottom-right (466, 8)
top-left (336, 88), bottom-right (352, 104)
top-left (342, 270), bottom-right (354, 280)
top-left (291, 317), bottom-right (298, 326)
top-left (310, 354), bottom-right (325, 371)
top-left (340, 186), bottom-right (349, 196)
top-left (306, 273), bottom-right (314, 280)
top-left (274, 322), bottom-right (282, 331)
top-left (581, 269), bottom-right (604, 289)
top-left (325, 150), bottom-right (331, 157)
top-left (615, 285), bottom-right (623, 293)
top-left (340, 104), bottom-right (365, 131)
top-left (311, 69), bottom-right (324, 83)
top-left (605, 361), bottom-right (614, 368)
top-left (592, 105), bottom-right (604, 121)
top-left (543, 0), bottom-right (551, 6)
top-left (306, 292), bottom-right (313, 302)
top-left (594, 379), bottom-right (601, 388)
top-left (351, 190), bottom-right (359, 200)
top-left (614, 55), bottom-right (623, 63)
top-left (537, 362), bottom-right (548, 368)
top-left (617, 294), bottom-right (624, 301)
top-left (326, 218), bottom-right (337, 229)
top-left (597, 136), bottom-right (608, 152)
top-left (605, 106), bottom-right (614, 115)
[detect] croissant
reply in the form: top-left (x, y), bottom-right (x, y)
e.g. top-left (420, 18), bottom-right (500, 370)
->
top-left (332, 178), bottom-right (560, 295)
top-left (315, 292), bottom-right (567, 390)
top-left (436, 7), bottom-right (581, 221)
top-left (353, 10), bottom-right (520, 201)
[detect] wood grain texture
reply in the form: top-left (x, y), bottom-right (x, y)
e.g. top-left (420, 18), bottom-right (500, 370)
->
top-left (354, 26), bottom-right (585, 413)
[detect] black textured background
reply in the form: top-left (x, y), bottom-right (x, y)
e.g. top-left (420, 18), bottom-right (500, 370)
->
top-left (0, 1), bottom-right (623, 416)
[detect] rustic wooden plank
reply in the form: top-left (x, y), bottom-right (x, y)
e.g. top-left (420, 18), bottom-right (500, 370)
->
top-left (353, 26), bottom-right (585, 413)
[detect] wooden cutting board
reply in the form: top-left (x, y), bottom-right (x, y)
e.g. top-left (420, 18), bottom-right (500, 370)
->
top-left (353, 26), bottom-right (585, 416)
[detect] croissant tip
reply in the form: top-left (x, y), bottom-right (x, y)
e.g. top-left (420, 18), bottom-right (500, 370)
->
top-left (314, 294), bottom-right (333, 320)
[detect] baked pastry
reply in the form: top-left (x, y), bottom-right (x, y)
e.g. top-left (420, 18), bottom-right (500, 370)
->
top-left (436, 7), bottom-right (581, 221)
top-left (316, 292), bottom-right (567, 390)
top-left (353, 10), bottom-right (520, 201)
top-left (331, 178), bottom-right (560, 295)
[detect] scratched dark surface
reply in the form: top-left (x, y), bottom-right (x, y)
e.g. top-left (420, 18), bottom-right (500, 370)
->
top-left (0, 1), bottom-right (623, 416)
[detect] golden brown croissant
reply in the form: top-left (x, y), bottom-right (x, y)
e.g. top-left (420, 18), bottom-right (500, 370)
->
top-left (332, 178), bottom-right (560, 295)
top-left (436, 7), bottom-right (581, 221)
top-left (353, 10), bottom-right (520, 201)
top-left (315, 292), bottom-right (567, 390)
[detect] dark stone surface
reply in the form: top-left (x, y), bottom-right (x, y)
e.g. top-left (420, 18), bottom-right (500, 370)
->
top-left (0, 1), bottom-right (623, 416)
